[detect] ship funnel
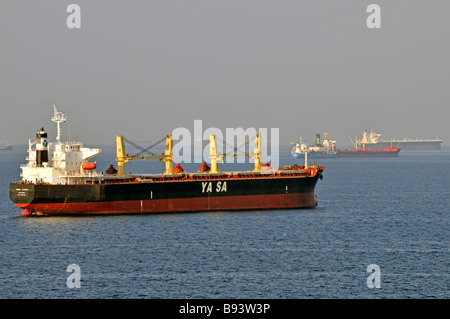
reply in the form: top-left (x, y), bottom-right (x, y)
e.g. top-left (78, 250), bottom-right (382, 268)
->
top-left (315, 134), bottom-right (321, 146)
top-left (36, 128), bottom-right (49, 167)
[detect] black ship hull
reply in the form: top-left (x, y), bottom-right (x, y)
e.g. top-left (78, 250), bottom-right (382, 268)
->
top-left (10, 169), bottom-right (324, 216)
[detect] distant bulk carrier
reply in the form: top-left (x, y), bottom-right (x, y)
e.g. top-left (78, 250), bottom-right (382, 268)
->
top-left (9, 106), bottom-right (325, 216)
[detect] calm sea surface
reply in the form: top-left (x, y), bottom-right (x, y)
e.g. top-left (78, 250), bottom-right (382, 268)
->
top-left (0, 145), bottom-right (448, 299)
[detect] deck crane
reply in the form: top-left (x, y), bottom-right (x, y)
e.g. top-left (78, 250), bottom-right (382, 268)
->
top-left (209, 133), bottom-right (261, 173)
top-left (115, 132), bottom-right (262, 176)
top-left (115, 134), bottom-right (173, 176)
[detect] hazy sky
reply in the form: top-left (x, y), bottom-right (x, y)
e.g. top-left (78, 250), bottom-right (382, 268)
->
top-left (1, 0), bottom-right (449, 147)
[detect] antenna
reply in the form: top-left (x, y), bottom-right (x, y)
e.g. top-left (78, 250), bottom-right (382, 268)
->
top-left (51, 105), bottom-right (67, 143)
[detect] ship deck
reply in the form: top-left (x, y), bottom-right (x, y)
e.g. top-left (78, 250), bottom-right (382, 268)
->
top-left (12, 166), bottom-right (325, 186)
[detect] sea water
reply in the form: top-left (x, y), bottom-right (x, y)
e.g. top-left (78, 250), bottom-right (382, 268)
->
top-left (0, 145), bottom-right (448, 299)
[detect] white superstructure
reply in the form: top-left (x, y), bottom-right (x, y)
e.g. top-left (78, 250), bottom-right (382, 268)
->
top-left (20, 106), bottom-right (102, 185)
top-left (360, 129), bottom-right (382, 144)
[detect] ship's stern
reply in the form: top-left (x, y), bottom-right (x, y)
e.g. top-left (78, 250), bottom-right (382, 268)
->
top-left (9, 183), bottom-right (35, 215)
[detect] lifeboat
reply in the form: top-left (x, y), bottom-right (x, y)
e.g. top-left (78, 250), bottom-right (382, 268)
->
top-left (82, 162), bottom-right (96, 170)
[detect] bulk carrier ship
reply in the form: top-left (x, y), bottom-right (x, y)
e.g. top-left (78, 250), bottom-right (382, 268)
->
top-left (9, 106), bottom-right (325, 216)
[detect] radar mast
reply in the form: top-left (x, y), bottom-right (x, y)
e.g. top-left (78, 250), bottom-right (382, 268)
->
top-left (51, 105), bottom-right (66, 143)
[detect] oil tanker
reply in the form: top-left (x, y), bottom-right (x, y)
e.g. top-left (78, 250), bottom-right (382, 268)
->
top-left (9, 106), bottom-right (325, 216)
top-left (356, 129), bottom-right (443, 150)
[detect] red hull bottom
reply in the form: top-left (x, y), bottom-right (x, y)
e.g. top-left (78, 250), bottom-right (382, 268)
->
top-left (18, 193), bottom-right (318, 216)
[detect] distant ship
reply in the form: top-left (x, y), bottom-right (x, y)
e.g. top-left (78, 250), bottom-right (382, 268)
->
top-left (291, 132), bottom-right (401, 158)
top-left (0, 142), bottom-right (12, 150)
top-left (291, 133), bottom-right (337, 158)
top-left (337, 134), bottom-right (401, 158)
top-left (355, 129), bottom-right (442, 150)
